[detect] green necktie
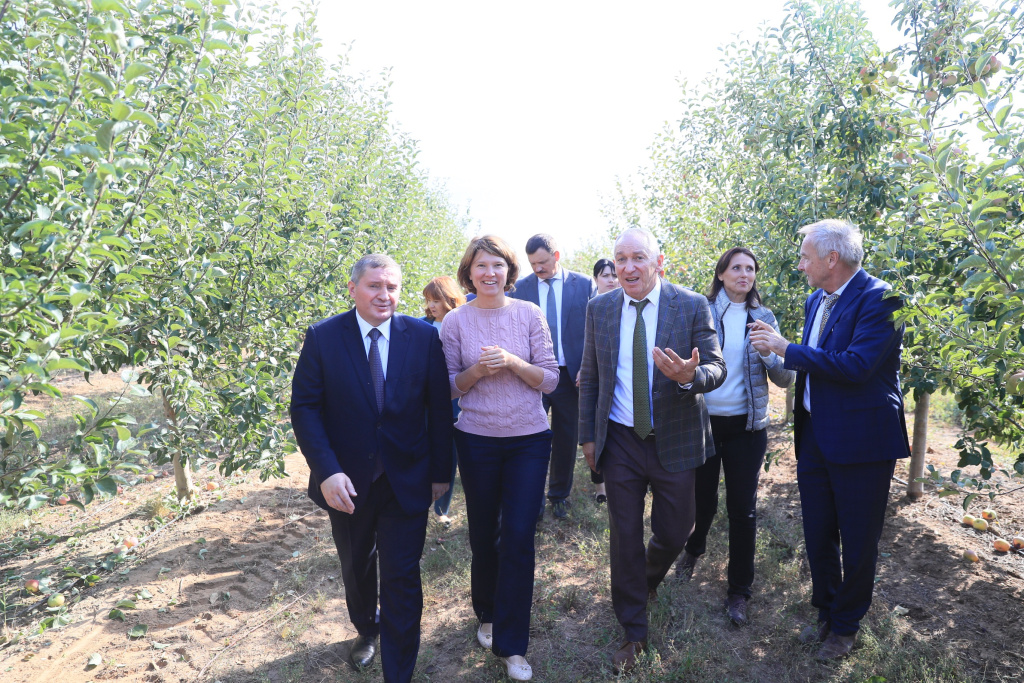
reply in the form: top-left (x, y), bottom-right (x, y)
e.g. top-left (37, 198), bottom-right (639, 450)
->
top-left (631, 299), bottom-right (652, 439)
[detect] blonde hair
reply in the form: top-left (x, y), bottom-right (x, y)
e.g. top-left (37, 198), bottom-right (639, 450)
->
top-left (422, 276), bottom-right (466, 318)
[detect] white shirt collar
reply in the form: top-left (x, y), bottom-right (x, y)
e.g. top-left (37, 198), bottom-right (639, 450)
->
top-left (624, 277), bottom-right (662, 310)
top-left (355, 311), bottom-right (392, 341)
top-left (540, 265), bottom-right (562, 283)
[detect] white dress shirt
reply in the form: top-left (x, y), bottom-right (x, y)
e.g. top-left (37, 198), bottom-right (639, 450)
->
top-left (537, 267), bottom-right (566, 366)
top-left (609, 278), bottom-right (661, 428)
top-left (803, 273), bottom-right (856, 413)
top-left (355, 312), bottom-right (391, 378)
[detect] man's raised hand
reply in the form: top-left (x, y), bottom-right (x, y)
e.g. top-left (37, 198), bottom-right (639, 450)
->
top-left (653, 346), bottom-right (700, 385)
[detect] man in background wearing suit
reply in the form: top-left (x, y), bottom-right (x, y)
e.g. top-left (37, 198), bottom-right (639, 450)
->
top-left (290, 255), bottom-right (453, 683)
top-left (750, 220), bottom-right (909, 660)
top-left (578, 228), bottom-right (725, 674)
top-left (510, 234), bottom-right (596, 519)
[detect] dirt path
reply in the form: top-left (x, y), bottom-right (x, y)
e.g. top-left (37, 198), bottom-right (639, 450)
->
top-left (2, 387), bottom-right (1022, 682)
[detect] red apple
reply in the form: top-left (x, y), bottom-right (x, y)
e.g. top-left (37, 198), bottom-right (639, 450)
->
top-left (24, 579), bottom-right (40, 594)
top-left (206, 481), bottom-right (218, 491)
top-left (1012, 536), bottom-right (1024, 550)
top-left (993, 538), bottom-right (1011, 552)
top-left (924, 89), bottom-right (939, 101)
top-left (123, 537), bottom-right (139, 549)
top-left (981, 509), bottom-right (997, 521)
top-left (56, 495), bottom-right (70, 505)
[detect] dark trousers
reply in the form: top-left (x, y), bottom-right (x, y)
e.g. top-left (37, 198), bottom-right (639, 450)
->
top-left (326, 475), bottom-right (427, 683)
top-left (434, 399), bottom-right (461, 517)
top-left (542, 367), bottom-right (579, 502)
top-left (685, 414), bottom-right (767, 598)
top-left (796, 416), bottom-right (895, 636)
top-left (603, 421), bottom-right (696, 642)
top-left (455, 428), bottom-right (552, 657)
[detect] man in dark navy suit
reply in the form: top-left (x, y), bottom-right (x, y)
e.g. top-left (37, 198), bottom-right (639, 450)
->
top-left (510, 234), bottom-right (596, 519)
top-left (290, 254), bottom-right (453, 682)
top-left (750, 220), bottom-right (910, 660)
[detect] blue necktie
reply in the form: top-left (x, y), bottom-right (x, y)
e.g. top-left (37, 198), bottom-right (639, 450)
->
top-left (368, 328), bottom-right (385, 480)
top-left (544, 279), bottom-right (559, 360)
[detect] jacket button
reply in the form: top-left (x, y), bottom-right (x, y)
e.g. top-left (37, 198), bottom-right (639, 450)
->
top-left (376, 422), bottom-right (382, 429)
top-left (368, 454), bottom-right (374, 460)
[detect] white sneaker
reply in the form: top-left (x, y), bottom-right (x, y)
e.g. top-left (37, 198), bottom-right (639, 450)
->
top-left (476, 623), bottom-right (492, 648)
top-left (501, 655), bottom-right (533, 681)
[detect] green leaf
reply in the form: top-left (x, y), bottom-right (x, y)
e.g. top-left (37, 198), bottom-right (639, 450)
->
top-left (87, 653), bottom-right (102, 669)
top-left (963, 492), bottom-right (978, 511)
top-left (115, 599), bottom-right (136, 609)
top-left (84, 71), bottom-right (116, 94)
top-left (107, 608), bottom-right (125, 621)
top-left (96, 121), bottom-right (135, 152)
top-left (206, 39), bottom-right (231, 51)
top-left (128, 110), bottom-right (157, 128)
top-left (92, 0), bottom-right (129, 14)
top-left (94, 477), bottom-right (118, 497)
top-left (128, 624), bottom-right (148, 639)
top-left (111, 101), bottom-right (132, 121)
top-left (124, 62), bottom-right (156, 82)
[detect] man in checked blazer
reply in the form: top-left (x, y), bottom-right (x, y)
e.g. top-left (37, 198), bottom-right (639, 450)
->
top-left (750, 219), bottom-right (910, 661)
top-left (579, 228), bottom-right (725, 674)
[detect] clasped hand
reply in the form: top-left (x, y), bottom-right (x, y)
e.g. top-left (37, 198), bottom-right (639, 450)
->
top-left (475, 345), bottom-right (519, 376)
top-left (653, 346), bottom-right (700, 385)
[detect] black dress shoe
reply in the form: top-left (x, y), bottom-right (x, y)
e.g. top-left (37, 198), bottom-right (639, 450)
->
top-left (348, 634), bottom-right (378, 670)
top-left (675, 550), bottom-right (699, 581)
top-left (552, 499), bottom-right (570, 519)
top-left (798, 620), bottom-right (830, 644)
top-left (726, 594), bottom-right (748, 626)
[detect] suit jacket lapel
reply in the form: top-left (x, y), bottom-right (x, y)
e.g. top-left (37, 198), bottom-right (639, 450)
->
top-left (819, 269), bottom-right (867, 344)
top-left (384, 315), bottom-right (409, 409)
top-left (561, 271), bottom-right (576, 338)
top-left (654, 281), bottom-right (677, 383)
top-left (606, 289), bottom-right (623, 371)
top-left (341, 312), bottom-right (377, 412)
top-left (802, 290), bottom-right (823, 345)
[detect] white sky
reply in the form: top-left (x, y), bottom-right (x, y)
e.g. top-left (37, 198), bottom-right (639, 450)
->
top-left (312, 1), bottom-right (904, 259)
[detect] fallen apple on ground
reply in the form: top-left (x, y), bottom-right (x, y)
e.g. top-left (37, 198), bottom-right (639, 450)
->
top-left (56, 495), bottom-right (69, 505)
top-left (206, 482), bottom-right (218, 491)
top-left (962, 514), bottom-right (976, 526)
top-left (24, 579), bottom-right (40, 593)
top-left (1012, 536), bottom-right (1024, 550)
top-left (47, 593), bottom-right (65, 608)
top-left (993, 538), bottom-right (1011, 552)
top-left (963, 549), bottom-right (980, 562)
top-left (981, 509), bottom-right (997, 521)
top-left (972, 518), bottom-right (989, 532)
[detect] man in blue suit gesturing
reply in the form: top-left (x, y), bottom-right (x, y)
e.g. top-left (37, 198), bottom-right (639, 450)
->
top-left (290, 254), bottom-right (453, 682)
top-left (749, 220), bottom-right (909, 661)
top-left (510, 234), bottom-right (596, 519)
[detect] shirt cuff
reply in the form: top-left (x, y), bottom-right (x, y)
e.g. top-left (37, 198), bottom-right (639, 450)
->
top-left (759, 352), bottom-right (779, 368)
top-left (678, 382), bottom-right (693, 390)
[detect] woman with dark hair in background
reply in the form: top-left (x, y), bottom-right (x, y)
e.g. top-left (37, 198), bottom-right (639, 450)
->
top-left (587, 258), bottom-right (619, 504)
top-left (421, 276), bottom-right (467, 525)
top-left (674, 247), bottom-right (795, 627)
top-left (441, 236), bottom-right (558, 681)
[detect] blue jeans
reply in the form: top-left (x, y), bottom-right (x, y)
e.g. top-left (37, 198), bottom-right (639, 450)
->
top-left (455, 428), bottom-right (551, 657)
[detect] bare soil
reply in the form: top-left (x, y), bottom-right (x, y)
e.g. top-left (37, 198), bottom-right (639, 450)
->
top-left (1, 385), bottom-right (1022, 682)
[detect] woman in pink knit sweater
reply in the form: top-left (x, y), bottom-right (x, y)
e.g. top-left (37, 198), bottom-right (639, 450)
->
top-left (441, 235), bottom-right (558, 682)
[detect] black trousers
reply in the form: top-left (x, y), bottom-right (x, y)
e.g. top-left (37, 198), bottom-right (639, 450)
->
top-left (326, 475), bottom-right (428, 683)
top-left (542, 367), bottom-right (579, 501)
top-left (684, 414), bottom-right (767, 598)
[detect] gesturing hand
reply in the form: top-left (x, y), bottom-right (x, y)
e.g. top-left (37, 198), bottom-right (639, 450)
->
top-left (653, 346), bottom-right (700, 385)
top-left (748, 320), bottom-right (789, 358)
top-left (321, 472), bottom-right (357, 514)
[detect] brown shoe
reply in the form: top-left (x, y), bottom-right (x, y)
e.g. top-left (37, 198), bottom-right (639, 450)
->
top-left (675, 551), bottom-right (699, 581)
top-left (798, 620), bottom-right (830, 644)
top-left (611, 640), bottom-right (647, 675)
top-left (726, 594), bottom-right (748, 626)
top-left (816, 631), bottom-right (856, 660)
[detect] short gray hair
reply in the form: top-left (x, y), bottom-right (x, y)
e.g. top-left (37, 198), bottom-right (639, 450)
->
top-left (350, 254), bottom-right (401, 284)
top-left (614, 228), bottom-right (661, 258)
top-left (798, 220), bottom-right (863, 267)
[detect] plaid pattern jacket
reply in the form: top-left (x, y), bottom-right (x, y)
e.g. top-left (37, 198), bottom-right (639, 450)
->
top-left (578, 280), bottom-right (726, 472)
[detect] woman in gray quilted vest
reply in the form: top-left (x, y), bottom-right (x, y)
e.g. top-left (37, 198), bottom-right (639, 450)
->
top-left (674, 247), bottom-right (795, 626)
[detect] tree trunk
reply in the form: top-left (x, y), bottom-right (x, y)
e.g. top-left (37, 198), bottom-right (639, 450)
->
top-left (906, 392), bottom-right (930, 501)
top-left (162, 394), bottom-right (194, 502)
top-left (785, 383), bottom-right (795, 423)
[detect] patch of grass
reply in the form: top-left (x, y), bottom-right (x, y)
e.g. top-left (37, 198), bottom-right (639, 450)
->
top-left (0, 509), bottom-right (30, 539)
